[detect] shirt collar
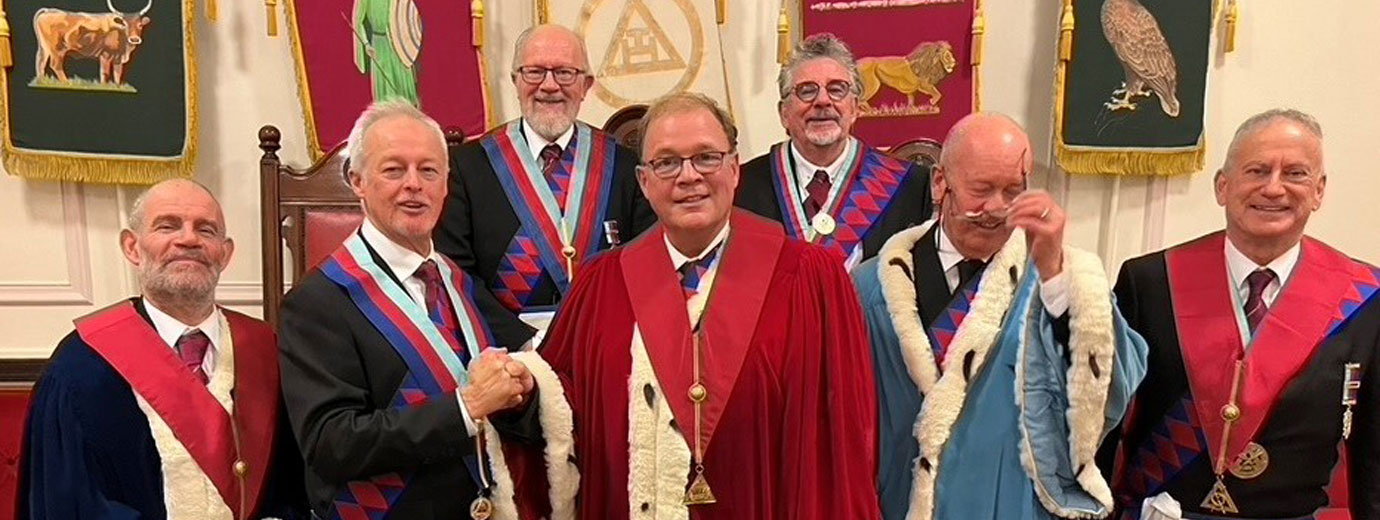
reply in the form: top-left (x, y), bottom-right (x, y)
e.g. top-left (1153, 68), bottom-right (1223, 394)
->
top-left (665, 222), bottom-right (732, 270)
top-left (142, 297), bottom-right (222, 352)
top-left (934, 223), bottom-right (993, 273)
top-left (361, 217), bottom-right (439, 282)
top-left (1225, 237), bottom-right (1301, 290)
top-left (521, 119), bottom-right (576, 161)
top-left (790, 137), bottom-right (857, 186)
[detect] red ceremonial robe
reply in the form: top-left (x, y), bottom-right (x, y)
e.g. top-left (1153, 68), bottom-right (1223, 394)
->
top-left (539, 209), bottom-right (880, 519)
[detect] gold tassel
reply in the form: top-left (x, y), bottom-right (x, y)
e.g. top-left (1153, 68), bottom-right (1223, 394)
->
top-left (535, 0), bottom-right (548, 25)
top-left (472, 0), bottom-right (484, 48)
top-left (970, 8), bottom-right (985, 66)
top-left (0, 0), bottom-right (12, 68)
top-left (1224, 0), bottom-right (1238, 53)
top-left (1059, 0), bottom-right (1075, 62)
top-left (716, 0), bottom-right (726, 25)
top-left (207, 0), bottom-right (217, 22)
top-left (265, 0), bottom-right (279, 36)
top-left (776, 4), bottom-right (790, 65)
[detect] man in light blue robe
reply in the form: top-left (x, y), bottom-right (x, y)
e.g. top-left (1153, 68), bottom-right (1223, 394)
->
top-left (853, 113), bottom-right (1149, 520)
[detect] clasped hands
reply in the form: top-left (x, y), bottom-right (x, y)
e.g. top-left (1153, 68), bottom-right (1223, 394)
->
top-left (461, 348), bottom-right (535, 420)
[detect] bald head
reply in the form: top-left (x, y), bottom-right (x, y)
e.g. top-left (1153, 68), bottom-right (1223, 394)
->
top-left (127, 178), bottom-right (222, 232)
top-left (938, 112), bottom-right (1032, 176)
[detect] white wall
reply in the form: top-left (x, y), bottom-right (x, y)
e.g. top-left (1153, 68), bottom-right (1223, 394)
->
top-left (2, 0), bottom-right (1376, 358)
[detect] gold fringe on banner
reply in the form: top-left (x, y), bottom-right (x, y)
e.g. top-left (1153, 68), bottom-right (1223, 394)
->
top-left (1224, 0), bottom-right (1238, 53)
top-left (2, 0), bottom-right (199, 184)
top-left (472, 0), bottom-right (484, 47)
top-left (207, 0), bottom-right (217, 22)
top-left (1050, 1), bottom-right (1202, 176)
top-left (1058, 0), bottom-right (1074, 62)
top-left (0, 0), bottom-right (12, 68)
top-left (266, 0), bottom-right (279, 36)
top-left (776, 4), bottom-right (790, 64)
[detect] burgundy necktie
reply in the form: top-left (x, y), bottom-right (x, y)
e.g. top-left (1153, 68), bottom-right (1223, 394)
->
top-left (1244, 268), bottom-right (1277, 333)
top-left (803, 169), bottom-right (831, 218)
top-left (415, 260), bottom-right (470, 363)
top-left (175, 329), bottom-right (210, 385)
top-left (540, 143), bottom-right (569, 212)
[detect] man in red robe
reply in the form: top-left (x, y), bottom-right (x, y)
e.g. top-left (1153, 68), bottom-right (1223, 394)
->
top-left (533, 92), bottom-right (880, 519)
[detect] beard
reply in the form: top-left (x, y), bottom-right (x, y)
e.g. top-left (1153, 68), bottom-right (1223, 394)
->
top-left (139, 254), bottom-right (220, 308)
top-left (524, 100), bottom-right (577, 141)
top-left (802, 124), bottom-right (845, 147)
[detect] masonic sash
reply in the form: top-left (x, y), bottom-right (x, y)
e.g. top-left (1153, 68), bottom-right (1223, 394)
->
top-left (1138, 233), bottom-right (1380, 512)
top-left (768, 140), bottom-right (911, 261)
top-left (927, 273), bottom-right (982, 368)
top-left (317, 231), bottom-right (494, 518)
top-left (482, 121), bottom-right (618, 307)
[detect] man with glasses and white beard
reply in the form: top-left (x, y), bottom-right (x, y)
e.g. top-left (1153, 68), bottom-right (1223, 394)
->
top-left (737, 33), bottom-right (932, 271)
top-left (852, 113), bottom-right (1148, 520)
top-left (435, 24), bottom-right (655, 334)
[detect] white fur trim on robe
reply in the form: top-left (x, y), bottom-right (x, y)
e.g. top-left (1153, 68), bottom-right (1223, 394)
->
top-left (482, 350), bottom-right (580, 520)
top-left (626, 324), bottom-right (694, 520)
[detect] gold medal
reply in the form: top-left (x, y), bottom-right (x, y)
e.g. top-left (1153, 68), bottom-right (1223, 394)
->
top-left (683, 465), bottom-right (717, 505)
top-left (1229, 442), bottom-right (1269, 479)
top-left (469, 496), bottom-right (493, 520)
top-left (811, 213), bottom-right (836, 236)
top-left (1200, 476), bottom-right (1239, 514)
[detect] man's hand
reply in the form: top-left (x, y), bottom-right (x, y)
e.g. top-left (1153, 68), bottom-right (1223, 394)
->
top-left (461, 349), bottom-right (525, 420)
top-left (1005, 190), bottom-right (1066, 280)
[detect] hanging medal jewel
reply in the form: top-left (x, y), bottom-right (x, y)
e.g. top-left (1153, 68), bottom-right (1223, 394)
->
top-left (1343, 362), bottom-right (1361, 440)
top-left (683, 331), bottom-right (717, 505)
top-left (470, 420), bottom-right (494, 520)
top-left (811, 213), bottom-right (836, 236)
top-left (1202, 361), bottom-right (1246, 515)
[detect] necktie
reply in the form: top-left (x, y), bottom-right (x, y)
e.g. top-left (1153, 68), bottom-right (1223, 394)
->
top-left (677, 245), bottom-right (723, 301)
top-left (803, 169), bottom-right (831, 219)
top-left (956, 258), bottom-right (986, 293)
top-left (175, 329), bottom-right (210, 385)
top-left (415, 260), bottom-right (470, 363)
top-left (540, 143), bottom-right (569, 212)
top-left (1244, 268), bottom-right (1277, 333)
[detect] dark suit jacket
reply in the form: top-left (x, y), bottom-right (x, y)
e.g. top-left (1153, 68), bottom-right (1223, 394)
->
top-left (736, 143), bottom-right (933, 263)
top-left (1104, 244), bottom-right (1380, 518)
top-left (435, 124), bottom-right (656, 320)
top-left (278, 238), bottom-right (538, 519)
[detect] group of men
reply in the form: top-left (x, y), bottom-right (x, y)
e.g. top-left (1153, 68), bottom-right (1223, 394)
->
top-left (17, 22), bottom-right (1377, 520)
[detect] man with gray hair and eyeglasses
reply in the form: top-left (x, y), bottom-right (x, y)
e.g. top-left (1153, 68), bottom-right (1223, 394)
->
top-left (435, 23), bottom-right (655, 336)
top-left (737, 33), bottom-right (933, 271)
top-left (1107, 109), bottom-right (1380, 519)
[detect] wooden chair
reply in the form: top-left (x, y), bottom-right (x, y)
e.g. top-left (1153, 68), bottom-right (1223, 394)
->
top-left (602, 104), bottom-right (648, 157)
top-left (886, 137), bottom-right (943, 170)
top-left (257, 125), bottom-right (464, 325)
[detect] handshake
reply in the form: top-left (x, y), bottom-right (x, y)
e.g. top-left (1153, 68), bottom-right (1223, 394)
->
top-left (461, 348), bottom-right (536, 420)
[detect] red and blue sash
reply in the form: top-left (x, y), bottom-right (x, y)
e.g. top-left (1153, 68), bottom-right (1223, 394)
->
top-left (1116, 233), bottom-right (1380, 515)
top-left (768, 140), bottom-right (911, 261)
top-left (927, 275), bottom-right (981, 367)
top-left (318, 232), bottom-right (494, 518)
top-left (482, 120), bottom-right (618, 310)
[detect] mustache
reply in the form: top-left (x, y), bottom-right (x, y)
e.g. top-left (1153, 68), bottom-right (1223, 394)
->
top-left (161, 252), bottom-right (211, 267)
top-left (807, 109), bottom-right (840, 120)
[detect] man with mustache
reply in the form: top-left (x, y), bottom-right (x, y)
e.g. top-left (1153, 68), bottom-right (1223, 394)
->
top-left (737, 33), bottom-right (932, 271)
top-left (853, 113), bottom-right (1148, 520)
top-left (436, 24), bottom-right (655, 334)
top-left (19, 179), bottom-right (306, 519)
top-left (1106, 110), bottom-right (1380, 518)
top-left (533, 92), bottom-right (881, 518)
top-left (278, 101), bottom-right (572, 518)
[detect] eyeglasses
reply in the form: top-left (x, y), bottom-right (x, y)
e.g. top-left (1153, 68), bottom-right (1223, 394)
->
top-left (514, 66), bottom-right (585, 86)
top-left (788, 80), bottom-right (854, 103)
top-left (640, 151), bottom-right (734, 179)
top-left (944, 178), bottom-right (1029, 221)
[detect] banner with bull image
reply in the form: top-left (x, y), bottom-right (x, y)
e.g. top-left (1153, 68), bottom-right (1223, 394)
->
top-left (2, 0), bottom-right (196, 184)
top-left (799, 0), bottom-right (981, 147)
top-left (286, 0), bottom-right (492, 159)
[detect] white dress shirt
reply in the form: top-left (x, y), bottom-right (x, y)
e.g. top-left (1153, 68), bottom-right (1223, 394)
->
top-left (1225, 238), bottom-right (1300, 308)
top-left (935, 224), bottom-right (1070, 316)
top-left (790, 137), bottom-right (858, 211)
top-left (665, 223), bottom-right (732, 271)
top-left (521, 119), bottom-right (575, 162)
top-left (143, 298), bottom-right (222, 382)
top-left (360, 219), bottom-right (482, 437)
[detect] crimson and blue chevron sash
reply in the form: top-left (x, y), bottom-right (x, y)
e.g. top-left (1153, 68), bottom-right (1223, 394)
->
top-left (482, 120), bottom-right (618, 308)
top-left (318, 232), bottom-right (494, 518)
top-left (1115, 395), bottom-right (1208, 518)
top-left (769, 140), bottom-right (911, 261)
top-left (927, 276), bottom-right (980, 367)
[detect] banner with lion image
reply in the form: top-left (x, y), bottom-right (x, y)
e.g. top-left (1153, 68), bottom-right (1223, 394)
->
top-left (1053, 0), bottom-right (1213, 175)
top-left (1, 0), bottom-right (197, 184)
top-left (799, 0), bottom-right (979, 147)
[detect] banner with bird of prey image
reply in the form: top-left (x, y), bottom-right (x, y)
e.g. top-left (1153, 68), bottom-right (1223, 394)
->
top-left (800, 0), bottom-right (980, 148)
top-left (287, 0), bottom-right (492, 158)
top-left (1053, 0), bottom-right (1213, 175)
top-left (1, 0), bottom-right (197, 184)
